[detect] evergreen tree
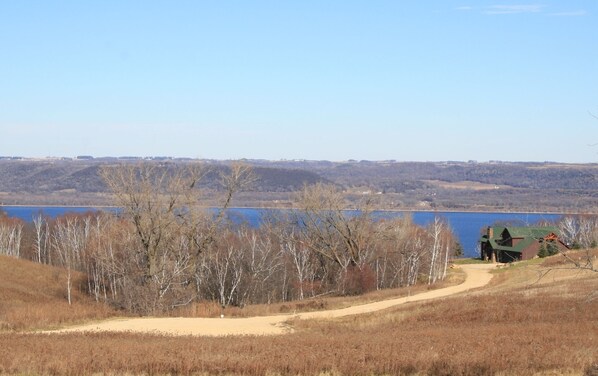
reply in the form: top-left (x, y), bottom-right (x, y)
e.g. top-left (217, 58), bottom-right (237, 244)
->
top-left (547, 241), bottom-right (559, 256)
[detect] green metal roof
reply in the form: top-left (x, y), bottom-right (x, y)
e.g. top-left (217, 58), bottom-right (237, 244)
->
top-left (479, 226), bottom-right (560, 254)
top-left (504, 227), bottom-right (559, 239)
top-left (479, 226), bottom-right (505, 242)
top-left (494, 237), bottom-right (536, 253)
top-left (492, 226), bottom-right (506, 235)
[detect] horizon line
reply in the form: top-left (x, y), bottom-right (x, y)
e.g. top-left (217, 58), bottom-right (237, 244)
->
top-left (0, 156), bottom-right (596, 165)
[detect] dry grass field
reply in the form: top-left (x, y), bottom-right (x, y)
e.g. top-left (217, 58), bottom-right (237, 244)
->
top-left (0, 256), bottom-right (117, 331)
top-left (0, 254), bottom-right (596, 375)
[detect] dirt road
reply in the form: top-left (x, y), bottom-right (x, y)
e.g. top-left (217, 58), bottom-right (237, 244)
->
top-left (53, 264), bottom-right (496, 337)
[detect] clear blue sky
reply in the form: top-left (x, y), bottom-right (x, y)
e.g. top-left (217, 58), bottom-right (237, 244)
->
top-left (1, 1), bottom-right (597, 162)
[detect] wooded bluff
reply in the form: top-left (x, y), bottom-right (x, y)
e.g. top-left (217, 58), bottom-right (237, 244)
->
top-left (0, 158), bottom-right (596, 212)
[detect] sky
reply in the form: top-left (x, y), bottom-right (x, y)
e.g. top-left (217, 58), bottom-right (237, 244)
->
top-left (1, 1), bottom-right (597, 162)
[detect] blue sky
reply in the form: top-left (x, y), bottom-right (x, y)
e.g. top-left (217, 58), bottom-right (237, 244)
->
top-left (1, 1), bottom-right (597, 162)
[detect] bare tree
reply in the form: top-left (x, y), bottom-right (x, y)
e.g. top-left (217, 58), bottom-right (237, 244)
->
top-left (184, 163), bottom-right (256, 284)
top-left (0, 217), bottom-right (22, 258)
top-left (88, 217), bottom-right (141, 307)
top-left (405, 226), bottom-right (426, 286)
top-left (100, 163), bottom-right (206, 279)
top-left (293, 183), bottom-right (379, 292)
top-left (32, 214), bottom-right (50, 264)
top-left (559, 216), bottom-right (582, 248)
top-left (557, 215), bottom-right (598, 273)
top-left (98, 161), bottom-right (254, 313)
top-left (51, 216), bottom-right (91, 304)
top-left (284, 237), bottom-right (314, 300)
top-left (427, 217), bottom-right (452, 284)
top-left (202, 241), bottom-right (245, 308)
top-left (374, 217), bottom-right (411, 289)
top-left (237, 228), bottom-right (282, 305)
top-left (273, 226), bottom-right (320, 300)
top-left (558, 215), bottom-right (598, 272)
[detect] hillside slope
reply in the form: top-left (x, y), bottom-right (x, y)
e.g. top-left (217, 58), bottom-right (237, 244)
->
top-left (0, 254), bottom-right (595, 375)
top-left (1, 159), bottom-right (598, 211)
top-left (0, 255), bottom-right (116, 331)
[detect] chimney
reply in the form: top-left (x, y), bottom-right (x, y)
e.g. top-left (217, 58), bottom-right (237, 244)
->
top-left (488, 226), bottom-right (494, 239)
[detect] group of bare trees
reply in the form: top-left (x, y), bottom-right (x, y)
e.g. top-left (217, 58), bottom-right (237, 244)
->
top-left (557, 215), bottom-right (598, 272)
top-left (0, 215), bottom-right (22, 257)
top-left (92, 162), bottom-right (255, 312)
top-left (1, 163), bottom-right (461, 314)
top-left (558, 215), bottom-right (598, 249)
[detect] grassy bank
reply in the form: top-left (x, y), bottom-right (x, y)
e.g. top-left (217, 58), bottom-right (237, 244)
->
top-left (0, 254), bottom-right (596, 375)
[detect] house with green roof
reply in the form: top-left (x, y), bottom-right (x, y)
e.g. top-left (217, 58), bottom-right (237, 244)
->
top-left (480, 226), bottom-right (569, 262)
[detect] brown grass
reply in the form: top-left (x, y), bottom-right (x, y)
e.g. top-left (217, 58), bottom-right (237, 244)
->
top-left (0, 261), bottom-right (596, 375)
top-left (540, 248), bottom-right (598, 269)
top-left (0, 255), bottom-right (117, 331)
top-left (485, 250), bottom-right (598, 292)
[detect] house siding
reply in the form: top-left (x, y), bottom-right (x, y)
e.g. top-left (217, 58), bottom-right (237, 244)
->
top-left (521, 242), bottom-right (541, 260)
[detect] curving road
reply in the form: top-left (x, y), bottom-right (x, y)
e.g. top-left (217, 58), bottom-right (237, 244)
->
top-left (52, 264), bottom-right (496, 337)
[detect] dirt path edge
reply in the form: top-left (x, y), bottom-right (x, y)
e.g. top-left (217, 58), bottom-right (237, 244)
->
top-left (48, 264), bottom-right (496, 337)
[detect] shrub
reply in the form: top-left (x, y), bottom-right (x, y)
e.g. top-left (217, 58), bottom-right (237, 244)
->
top-left (344, 265), bottom-right (377, 295)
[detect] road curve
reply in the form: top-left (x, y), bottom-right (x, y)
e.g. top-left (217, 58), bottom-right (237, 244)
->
top-left (50, 264), bottom-right (496, 337)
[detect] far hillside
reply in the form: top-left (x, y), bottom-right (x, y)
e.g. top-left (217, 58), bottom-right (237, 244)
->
top-left (0, 159), bottom-right (597, 211)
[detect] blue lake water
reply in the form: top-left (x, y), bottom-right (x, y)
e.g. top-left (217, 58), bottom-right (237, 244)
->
top-left (1, 206), bottom-right (561, 258)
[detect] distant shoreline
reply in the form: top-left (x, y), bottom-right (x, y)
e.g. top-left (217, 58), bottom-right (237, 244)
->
top-left (0, 204), bottom-right (590, 216)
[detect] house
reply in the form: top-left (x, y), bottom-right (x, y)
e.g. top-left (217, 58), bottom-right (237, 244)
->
top-left (480, 226), bottom-right (569, 262)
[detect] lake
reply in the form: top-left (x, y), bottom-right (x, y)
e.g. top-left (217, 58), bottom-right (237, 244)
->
top-left (1, 206), bottom-right (561, 258)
